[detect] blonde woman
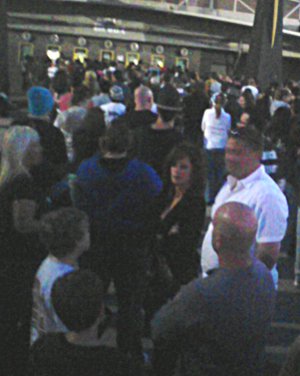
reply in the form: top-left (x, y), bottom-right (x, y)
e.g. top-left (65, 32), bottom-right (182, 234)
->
top-left (0, 126), bottom-right (47, 375)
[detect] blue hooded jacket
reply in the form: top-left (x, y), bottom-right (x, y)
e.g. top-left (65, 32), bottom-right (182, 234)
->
top-left (75, 155), bottom-right (162, 235)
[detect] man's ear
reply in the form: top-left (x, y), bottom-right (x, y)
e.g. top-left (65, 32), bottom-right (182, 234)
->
top-left (212, 231), bottom-right (221, 255)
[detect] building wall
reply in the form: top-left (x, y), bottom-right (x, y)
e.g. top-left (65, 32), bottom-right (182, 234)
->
top-left (8, 29), bottom-right (202, 95)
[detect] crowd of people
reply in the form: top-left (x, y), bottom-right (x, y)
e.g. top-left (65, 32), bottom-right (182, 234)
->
top-left (0, 56), bottom-right (299, 376)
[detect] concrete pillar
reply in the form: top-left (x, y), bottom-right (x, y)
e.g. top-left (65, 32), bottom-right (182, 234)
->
top-left (294, 208), bottom-right (300, 286)
top-left (0, 0), bottom-right (9, 94)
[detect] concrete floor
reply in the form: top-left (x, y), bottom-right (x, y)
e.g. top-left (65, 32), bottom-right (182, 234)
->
top-left (101, 253), bottom-right (300, 375)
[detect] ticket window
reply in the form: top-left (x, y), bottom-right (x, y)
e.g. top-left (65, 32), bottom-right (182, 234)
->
top-left (100, 50), bottom-right (115, 64)
top-left (175, 57), bottom-right (189, 71)
top-left (18, 42), bottom-right (34, 64)
top-left (73, 47), bottom-right (89, 64)
top-left (151, 54), bottom-right (165, 69)
top-left (117, 54), bottom-right (125, 64)
top-left (126, 52), bottom-right (140, 66)
top-left (46, 45), bottom-right (61, 63)
top-left (211, 64), bottom-right (226, 76)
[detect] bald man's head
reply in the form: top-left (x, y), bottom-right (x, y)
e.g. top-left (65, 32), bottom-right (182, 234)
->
top-left (212, 202), bottom-right (257, 259)
top-left (134, 85), bottom-right (153, 111)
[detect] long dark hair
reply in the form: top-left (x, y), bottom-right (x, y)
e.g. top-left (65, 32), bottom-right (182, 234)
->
top-left (163, 142), bottom-right (205, 198)
top-left (214, 93), bottom-right (225, 119)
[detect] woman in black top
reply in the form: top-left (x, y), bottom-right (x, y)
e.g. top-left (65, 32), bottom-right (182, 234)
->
top-left (155, 143), bottom-right (206, 290)
top-left (0, 126), bottom-right (47, 376)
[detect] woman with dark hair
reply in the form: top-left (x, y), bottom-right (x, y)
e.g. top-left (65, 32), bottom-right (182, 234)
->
top-left (268, 106), bottom-right (292, 148)
top-left (154, 142), bottom-right (206, 289)
top-left (237, 89), bottom-right (258, 126)
top-left (238, 89), bottom-right (256, 113)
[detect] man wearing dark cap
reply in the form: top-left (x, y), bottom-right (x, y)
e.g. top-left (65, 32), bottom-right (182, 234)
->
top-left (152, 202), bottom-right (276, 376)
top-left (133, 83), bottom-right (183, 176)
top-left (200, 125), bottom-right (288, 288)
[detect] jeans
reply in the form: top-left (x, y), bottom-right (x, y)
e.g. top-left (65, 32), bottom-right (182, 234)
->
top-left (83, 231), bottom-right (150, 365)
top-left (205, 149), bottom-right (226, 204)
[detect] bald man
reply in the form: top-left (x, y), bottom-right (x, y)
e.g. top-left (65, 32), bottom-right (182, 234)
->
top-left (151, 202), bottom-right (275, 376)
top-left (112, 85), bottom-right (157, 130)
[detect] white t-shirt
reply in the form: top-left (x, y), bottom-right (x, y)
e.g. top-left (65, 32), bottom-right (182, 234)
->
top-left (202, 108), bottom-right (231, 150)
top-left (200, 165), bottom-right (289, 288)
top-left (31, 256), bottom-right (77, 344)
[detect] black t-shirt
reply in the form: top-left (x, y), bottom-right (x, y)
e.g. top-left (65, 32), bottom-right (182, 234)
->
top-left (28, 118), bottom-right (68, 166)
top-left (30, 333), bottom-right (129, 376)
top-left (113, 110), bottom-right (158, 130)
top-left (0, 173), bottom-right (47, 262)
top-left (134, 126), bottom-right (183, 177)
top-left (29, 119), bottom-right (68, 188)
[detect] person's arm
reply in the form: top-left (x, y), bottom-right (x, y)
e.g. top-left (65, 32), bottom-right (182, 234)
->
top-left (228, 113), bottom-right (232, 130)
top-left (255, 242), bottom-right (281, 270)
top-left (165, 197), bottom-right (206, 245)
top-left (201, 110), bottom-right (207, 132)
top-left (13, 199), bottom-right (40, 233)
top-left (254, 190), bottom-right (288, 270)
top-left (151, 279), bottom-right (205, 344)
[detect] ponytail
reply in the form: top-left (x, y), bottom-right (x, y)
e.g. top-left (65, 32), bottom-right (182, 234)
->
top-left (214, 93), bottom-right (224, 119)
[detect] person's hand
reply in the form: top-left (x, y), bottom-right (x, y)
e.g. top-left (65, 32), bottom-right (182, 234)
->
top-left (168, 223), bottom-right (179, 235)
top-left (278, 178), bottom-right (286, 192)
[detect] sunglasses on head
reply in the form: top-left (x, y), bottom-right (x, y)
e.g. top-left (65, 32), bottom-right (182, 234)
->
top-left (228, 127), bottom-right (263, 149)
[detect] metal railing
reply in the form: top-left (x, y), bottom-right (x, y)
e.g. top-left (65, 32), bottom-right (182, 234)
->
top-left (284, 0), bottom-right (300, 22)
top-left (122, 0), bottom-right (300, 27)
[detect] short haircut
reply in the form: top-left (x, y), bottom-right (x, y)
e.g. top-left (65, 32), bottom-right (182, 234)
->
top-left (39, 208), bottom-right (89, 258)
top-left (134, 85), bottom-right (153, 108)
top-left (51, 270), bottom-right (103, 332)
top-left (228, 125), bottom-right (264, 153)
top-left (100, 123), bottom-right (130, 154)
top-left (113, 69), bottom-right (123, 82)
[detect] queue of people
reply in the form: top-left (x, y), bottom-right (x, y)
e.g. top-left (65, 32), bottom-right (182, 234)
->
top-left (0, 60), bottom-right (299, 376)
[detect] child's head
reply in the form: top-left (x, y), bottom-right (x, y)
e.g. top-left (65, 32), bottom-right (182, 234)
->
top-left (51, 270), bottom-right (104, 332)
top-left (39, 208), bottom-right (89, 259)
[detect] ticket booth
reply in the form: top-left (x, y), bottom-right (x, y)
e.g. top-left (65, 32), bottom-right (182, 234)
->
top-left (151, 54), bottom-right (165, 69)
top-left (73, 47), bottom-right (89, 64)
top-left (46, 45), bottom-right (61, 62)
top-left (100, 50), bottom-right (115, 64)
top-left (126, 52), bottom-right (140, 66)
top-left (18, 42), bottom-right (34, 63)
top-left (175, 57), bottom-right (189, 71)
top-left (116, 54), bottom-right (125, 64)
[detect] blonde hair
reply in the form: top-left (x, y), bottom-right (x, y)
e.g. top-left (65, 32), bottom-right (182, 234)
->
top-left (0, 126), bottom-right (40, 186)
top-left (83, 70), bottom-right (99, 96)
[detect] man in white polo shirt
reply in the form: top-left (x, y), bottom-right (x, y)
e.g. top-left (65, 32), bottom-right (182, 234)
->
top-left (200, 125), bottom-right (288, 288)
